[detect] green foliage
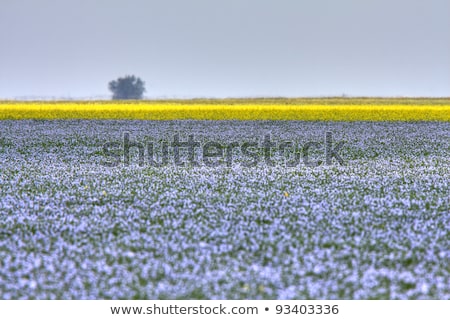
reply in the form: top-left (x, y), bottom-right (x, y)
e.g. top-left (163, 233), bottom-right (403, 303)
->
top-left (108, 75), bottom-right (146, 100)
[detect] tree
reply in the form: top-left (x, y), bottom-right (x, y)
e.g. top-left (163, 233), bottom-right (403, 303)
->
top-left (108, 75), bottom-right (146, 100)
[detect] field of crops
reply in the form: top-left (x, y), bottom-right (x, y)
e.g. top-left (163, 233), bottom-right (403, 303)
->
top-left (0, 118), bottom-right (448, 299)
top-left (1, 98), bottom-right (449, 121)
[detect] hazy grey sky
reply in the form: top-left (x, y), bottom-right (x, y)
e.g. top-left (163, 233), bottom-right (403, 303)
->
top-left (1, 0), bottom-right (449, 98)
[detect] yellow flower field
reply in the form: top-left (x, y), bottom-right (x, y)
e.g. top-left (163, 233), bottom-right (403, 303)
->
top-left (0, 99), bottom-right (449, 121)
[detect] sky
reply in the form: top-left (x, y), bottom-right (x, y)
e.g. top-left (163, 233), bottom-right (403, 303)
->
top-left (0, 0), bottom-right (449, 99)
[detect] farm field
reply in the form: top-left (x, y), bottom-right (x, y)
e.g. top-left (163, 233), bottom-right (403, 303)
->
top-left (1, 98), bottom-right (450, 121)
top-left (0, 119), bottom-right (448, 299)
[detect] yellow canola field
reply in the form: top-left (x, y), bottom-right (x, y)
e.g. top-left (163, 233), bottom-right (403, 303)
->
top-left (0, 101), bottom-right (449, 121)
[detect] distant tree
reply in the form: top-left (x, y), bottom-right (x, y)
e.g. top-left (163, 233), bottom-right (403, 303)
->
top-left (108, 75), bottom-right (146, 100)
